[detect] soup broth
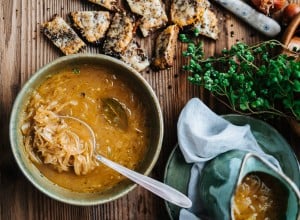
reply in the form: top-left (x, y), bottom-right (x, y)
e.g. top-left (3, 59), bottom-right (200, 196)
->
top-left (21, 64), bottom-right (150, 192)
top-left (233, 172), bottom-right (287, 220)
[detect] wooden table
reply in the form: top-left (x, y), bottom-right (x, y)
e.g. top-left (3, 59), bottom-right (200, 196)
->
top-left (1, 1), bottom-right (299, 219)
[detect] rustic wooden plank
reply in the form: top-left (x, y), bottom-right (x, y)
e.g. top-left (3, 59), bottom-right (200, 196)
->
top-left (1, 1), bottom-right (23, 219)
top-left (1, 0), bottom-right (300, 219)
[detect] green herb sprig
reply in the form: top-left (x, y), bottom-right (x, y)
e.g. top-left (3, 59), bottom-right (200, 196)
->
top-left (180, 34), bottom-right (300, 121)
top-left (72, 67), bottom-right (80, 74)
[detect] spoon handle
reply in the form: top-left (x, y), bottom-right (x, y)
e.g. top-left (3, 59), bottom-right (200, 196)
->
top-left (213, 0), bottom-right (281, 37)
top-left (96, 155), bottom-right (192, 208)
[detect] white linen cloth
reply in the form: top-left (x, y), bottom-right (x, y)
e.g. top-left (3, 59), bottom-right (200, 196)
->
top-left (177, 98), bottom-right (281, 220)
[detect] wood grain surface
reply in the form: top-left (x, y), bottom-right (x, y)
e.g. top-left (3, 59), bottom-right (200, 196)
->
top-left (1, 0), bottom-right (300, 219)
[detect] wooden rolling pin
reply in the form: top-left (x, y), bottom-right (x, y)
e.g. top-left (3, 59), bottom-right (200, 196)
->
top-left (213, 0), bottom-right (281, 37)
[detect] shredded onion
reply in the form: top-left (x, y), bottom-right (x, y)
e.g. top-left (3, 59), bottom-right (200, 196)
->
top-left (23, 93), bottom-right (98, 175)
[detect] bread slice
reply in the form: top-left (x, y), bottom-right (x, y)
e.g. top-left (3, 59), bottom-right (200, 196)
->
top-left (193, 9), bottom-right (219, 40)
top-left (41, 15), bottom-right (86, 55)
top-left (170, 0), bottom-right (219, 40)
top-left (70, 11), bottom-right (111, 44)
top-left (126, 0), bottom-right (168, 37)
top-left (170, 0), bottom-right (210, 28)
top-left (103, 12), bottom-right (137, 57)
top-left (152, 25), bottom-right (179, 70)
top-left (120, 40), bottom-right (150, 72)
top-left (87, 0), bottom-right (118, 11)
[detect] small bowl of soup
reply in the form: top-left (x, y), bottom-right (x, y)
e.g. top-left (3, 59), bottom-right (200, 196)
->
top-left (199, 150), bottom-right (300, 219)
top-left (9, 54), bottom-right (164, 205)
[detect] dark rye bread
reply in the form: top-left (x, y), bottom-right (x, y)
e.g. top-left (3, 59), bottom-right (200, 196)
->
top-left (41, 14), bottom-right (86, 55)
top-left (70, 11), bottom-right (111, 44)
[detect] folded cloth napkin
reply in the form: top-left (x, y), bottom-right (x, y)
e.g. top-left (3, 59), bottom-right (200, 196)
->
top-left (177, 98), bottom-right (281, 220)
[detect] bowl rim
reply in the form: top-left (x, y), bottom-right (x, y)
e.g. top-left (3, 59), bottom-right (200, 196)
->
top-left (9, 54), bottom-right (164, 206)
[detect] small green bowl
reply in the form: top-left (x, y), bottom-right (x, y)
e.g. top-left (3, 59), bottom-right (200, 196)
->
top-left (199, 150), bottom-right (300, 219)
top-left (9, 54), bottom-right (164, 205)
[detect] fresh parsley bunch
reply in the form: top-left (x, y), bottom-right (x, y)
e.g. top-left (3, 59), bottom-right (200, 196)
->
top-left (180, 34), bottom-right (300, 121)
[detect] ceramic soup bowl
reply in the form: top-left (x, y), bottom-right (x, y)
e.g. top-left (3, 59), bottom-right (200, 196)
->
top-left (199, 150), bottom-right (300, 219)
top-left (9, 54), bottom-right (164, 205)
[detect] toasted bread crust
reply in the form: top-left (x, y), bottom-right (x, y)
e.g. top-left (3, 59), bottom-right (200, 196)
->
top-left (126, 0), bottom-right (168, 37)
top-left (193, 9), bottom-right (219, 40)
top-left (152, 25), bottom-right (179, 70)
top-left (103, 12), bottom-right (137, 57)
top-left (120, 40), bottom-right (150, 72)
top-left (41, 15), bottom-right (86, 55)
top-left (170, 0), bottom-right (210, 27)
top-left (87, 0), bottom-right (118, 11)
top-left (70, 11), bottom-right (111, 44)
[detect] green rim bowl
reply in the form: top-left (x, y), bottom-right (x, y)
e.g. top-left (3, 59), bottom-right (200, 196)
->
top-left (9, 54), bottom-right (164, 206)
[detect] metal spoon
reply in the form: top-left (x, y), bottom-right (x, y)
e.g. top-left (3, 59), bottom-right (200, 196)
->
top-left (60, 115), bottom-right (192, 208)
